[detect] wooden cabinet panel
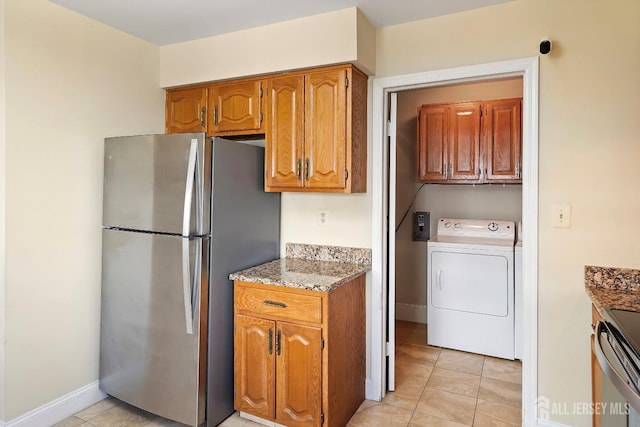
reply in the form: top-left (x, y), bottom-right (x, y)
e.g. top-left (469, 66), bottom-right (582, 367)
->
top-left (276, 323), bottom-right (322, 427)
top-left (235, 284), bottom-right (322, 323)
top-left (448, 103), bottom-right (481, 181)
top-left (234, 277), bottom-right (365, 427)
top-left (591, 305), bottom-right (603, 427)
top-left (484, 98), bottom-right (522, 182)
top-left (209, 80), bottom-right (263, 135)
top-left (234, 314), bottom-right (275, 420)
top-left (304, 69), bottom-right (346, 189)
top-left (165, 87), bottom-right (206, 133)
top-left (165, 64), bottom-right (366, 193)
top-left (264, 64), bottom-right (367, 193)
top-left (417, 105), bottom-right (448, 182)
top-left (265, 75), bottom-right (304, 189)
top-left (417, 98), bottom-right (522, 184)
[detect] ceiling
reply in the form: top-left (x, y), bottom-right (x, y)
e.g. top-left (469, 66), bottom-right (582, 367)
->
top-left (49, 0), bottom-right (514, 46)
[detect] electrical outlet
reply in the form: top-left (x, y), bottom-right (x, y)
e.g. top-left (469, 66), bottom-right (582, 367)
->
top-left (552, 204), bottom-right (571, 228)
top-left (318, 210), bottom-right (330, 227)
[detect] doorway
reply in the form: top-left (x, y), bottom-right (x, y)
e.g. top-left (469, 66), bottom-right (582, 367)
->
top-left (370, 57), bottom-right (539, 426)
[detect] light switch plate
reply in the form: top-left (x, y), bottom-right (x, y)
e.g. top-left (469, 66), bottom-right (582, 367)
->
top-left (552, 204), bottom-right (571, 228)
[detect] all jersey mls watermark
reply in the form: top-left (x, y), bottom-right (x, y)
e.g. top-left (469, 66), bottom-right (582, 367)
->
top-left (536, 396), bottom-right (630, 419)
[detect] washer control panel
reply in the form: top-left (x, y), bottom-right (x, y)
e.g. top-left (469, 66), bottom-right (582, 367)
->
top-left (437, 218), bottom-right (515, 240)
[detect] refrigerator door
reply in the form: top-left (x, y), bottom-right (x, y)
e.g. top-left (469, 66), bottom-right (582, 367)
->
top-left (100, 228), bottom-right (208, 426)
top-left (103, 133), bottom-right (211, 236)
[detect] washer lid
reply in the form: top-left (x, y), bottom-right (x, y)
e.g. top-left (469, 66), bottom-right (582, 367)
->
top-left (436, 218), bottom-right (516, 242)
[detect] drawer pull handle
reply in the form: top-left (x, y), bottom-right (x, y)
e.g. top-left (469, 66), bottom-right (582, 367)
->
top-left (263, 300), bottom-right (287, 309)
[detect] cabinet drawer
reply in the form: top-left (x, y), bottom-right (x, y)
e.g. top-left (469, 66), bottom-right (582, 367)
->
top-left (235, 284), bottom-right (322, 324)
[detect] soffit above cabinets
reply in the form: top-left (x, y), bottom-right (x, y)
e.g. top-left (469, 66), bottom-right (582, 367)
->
top-left (49, 0), bottom-right (515, 46)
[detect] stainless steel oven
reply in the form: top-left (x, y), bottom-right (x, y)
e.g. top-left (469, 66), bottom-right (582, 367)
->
top-left (594, 308), bottom-right (640, 426)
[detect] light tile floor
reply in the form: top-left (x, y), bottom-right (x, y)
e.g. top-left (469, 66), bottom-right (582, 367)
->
top-left (57, 321), bottom-right (521, 427)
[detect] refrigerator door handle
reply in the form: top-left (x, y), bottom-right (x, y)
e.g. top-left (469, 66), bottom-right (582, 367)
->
top-left (193, 138), bottom-right (203, 235)
top-left (182, 139), bottom-right (198, 237)
top-left (182, 238), bottom-right (201, 335)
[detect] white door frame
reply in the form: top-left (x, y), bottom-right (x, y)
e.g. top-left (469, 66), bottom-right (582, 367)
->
top-left (369, 57), bottom-right (539, 426)
top-left (386, 92), bottom-right (398, 391)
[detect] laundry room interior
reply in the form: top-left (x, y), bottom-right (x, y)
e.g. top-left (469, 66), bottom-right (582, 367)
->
top-left (393, 76), bottom-right (525, 387)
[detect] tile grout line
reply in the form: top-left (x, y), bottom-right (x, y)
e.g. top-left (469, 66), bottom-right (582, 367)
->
top-left (470, 356), bottom-right (487, 427)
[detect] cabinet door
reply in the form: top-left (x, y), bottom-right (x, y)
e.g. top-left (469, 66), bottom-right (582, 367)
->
top-left (209, 80), bottom-right (263, 135)
top-left (304, 69), bottom-right (346, 190)
top-left (591, 305), bottom-right (603, 427)
top-left (417, 105), bottom-right (448, 182)
top-left (483, 98), bottom-right (522, 182)
top-left (448, 102), bottom-right (481, 181)
top-left (234, 315), bottom-right (275, 420)
top-left (276, 322), bottom-right (322, 427)
top-left (165, 87), bottom-right (206, 133)
top-left (265, 75), bottom-right (304, 190)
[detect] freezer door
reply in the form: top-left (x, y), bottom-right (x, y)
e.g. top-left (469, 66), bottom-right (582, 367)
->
top-left (100, 228), bottom-right (208, 426)
top-left (103, 133), bottom-right (211, 235)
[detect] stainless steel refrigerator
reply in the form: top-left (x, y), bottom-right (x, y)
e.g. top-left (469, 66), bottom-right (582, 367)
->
top-left (100, 134), bottom-right (280, 426)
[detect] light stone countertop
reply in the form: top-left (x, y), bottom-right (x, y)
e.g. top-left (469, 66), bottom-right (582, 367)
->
top-left (229, 243), bottom-right (371, 292)
top-left (585, 265), bottom-right (640, 312)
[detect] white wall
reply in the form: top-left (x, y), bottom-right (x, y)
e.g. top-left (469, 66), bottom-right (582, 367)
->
top-left (377, 1), bottom-right (640, 425)
top-left (0, 0), bottom-right (6, 421)
top-left (3, 0), bottom-right (163, 420)
top-left (395, 79), bottom-right (523, 318)
top-left (160, 7), bottom-right (376, 87)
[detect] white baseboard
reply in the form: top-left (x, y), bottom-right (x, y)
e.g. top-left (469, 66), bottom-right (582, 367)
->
top-left (364, 378), bottom-right (379, 401)
top-left (395, 303), bottom-right (427, 324)
top-left (4, 381), bottom-right (106, 427)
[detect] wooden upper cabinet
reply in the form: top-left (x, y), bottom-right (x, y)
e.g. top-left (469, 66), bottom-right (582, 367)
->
top-left (264, 64), bottom-right (367, 193)
top-left (483, 98), bottom-right (522, 182)
top-left (209, 79), bottom-right (264, 136)
top-left (265, 75), bottom-right (305, 189)
top-left (417, 97), bottom-right (522, 184)
top-left (165, 87), bottom-right (207, 133)
top-left (417, 105), bottom-right (447, 182)
top-left (304, 68), bottom-right (347, 190)
top-left (448, 103), bottom-right (481, 181)
top-left (164, 64), bottom-right (367, 193)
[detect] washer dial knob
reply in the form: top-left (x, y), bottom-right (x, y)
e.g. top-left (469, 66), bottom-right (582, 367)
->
top-left (488, 222), bottom-right (499, 232)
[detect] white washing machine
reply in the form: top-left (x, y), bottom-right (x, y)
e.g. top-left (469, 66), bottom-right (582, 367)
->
top-left (514, 222), bottom-right (523, 360)
top-left (427, 218), bottom-right (516, 360)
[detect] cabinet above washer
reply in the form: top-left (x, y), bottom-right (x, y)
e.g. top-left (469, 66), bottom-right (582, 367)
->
top-left (417, 98), bottom-right (522, 184)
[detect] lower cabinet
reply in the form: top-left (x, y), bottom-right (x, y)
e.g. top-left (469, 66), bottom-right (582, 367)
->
top-left (591, 304), bottom-right (603, 427)
top-left (233, 276), bottom-right (365, 427)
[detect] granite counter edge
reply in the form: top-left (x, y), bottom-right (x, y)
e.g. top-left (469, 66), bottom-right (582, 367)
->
top-left (585, 265), bottom-right (640, 313)
top-left (230, 269), bottom-right (368, 292)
